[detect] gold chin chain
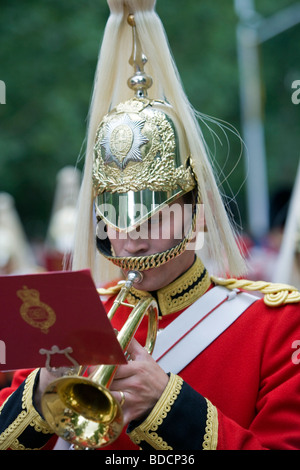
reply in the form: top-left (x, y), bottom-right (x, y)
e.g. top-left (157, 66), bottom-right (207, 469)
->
top-left (109, 233), bottom-right (192, 271)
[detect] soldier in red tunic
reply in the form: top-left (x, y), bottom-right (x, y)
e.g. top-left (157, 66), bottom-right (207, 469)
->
top-left (1, 0), bottom-right (300, 451)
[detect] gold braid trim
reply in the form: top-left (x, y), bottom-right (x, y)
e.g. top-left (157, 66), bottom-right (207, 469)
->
top-left (129, 373), bottom-right (183, 450)
top-left (202, 399), bottom-right (218, 450)
top-left (211, 276), bottom-right (300, 307)
top-left (0, 369), bottom-right (52, 450)
top-left (157, 258), bottom-right (210, 315)
top-left (97, 284), bottom-right (122, 296)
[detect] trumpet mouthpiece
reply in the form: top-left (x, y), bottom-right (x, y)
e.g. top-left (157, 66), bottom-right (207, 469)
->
top-left (127, 270), bottom-right (143, 284)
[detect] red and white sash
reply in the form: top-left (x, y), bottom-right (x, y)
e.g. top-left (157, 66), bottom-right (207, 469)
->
top-left (152, 286), bottom-right (258, 374)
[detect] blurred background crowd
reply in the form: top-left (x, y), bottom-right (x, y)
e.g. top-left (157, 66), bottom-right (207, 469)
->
top-left (0, 0), bottom-right (300, 388)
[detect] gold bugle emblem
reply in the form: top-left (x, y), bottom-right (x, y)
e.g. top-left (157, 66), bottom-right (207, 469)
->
top-left (17, 286), bottom-right (56, 334)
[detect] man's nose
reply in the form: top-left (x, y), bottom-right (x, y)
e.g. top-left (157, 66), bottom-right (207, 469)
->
top-left (123, 229), bottom-right (150, 255)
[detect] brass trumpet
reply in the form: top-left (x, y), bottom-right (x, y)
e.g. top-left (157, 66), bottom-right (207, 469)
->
top-left (41, 271), bottom-right (158, 450)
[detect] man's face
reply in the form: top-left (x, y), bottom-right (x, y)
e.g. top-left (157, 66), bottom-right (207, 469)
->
top-left (106, 197), bottom-right (196, 291)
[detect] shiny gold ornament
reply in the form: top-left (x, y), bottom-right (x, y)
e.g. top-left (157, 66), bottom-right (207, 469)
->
top-left (93, 98), bottom-right (195, 195)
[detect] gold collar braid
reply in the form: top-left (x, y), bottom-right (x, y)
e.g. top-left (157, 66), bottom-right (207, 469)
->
top-left (127, 257), bottom-right (210, 316)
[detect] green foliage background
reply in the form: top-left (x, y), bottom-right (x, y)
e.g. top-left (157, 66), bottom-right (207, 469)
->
top-left (0, 0), bottom-right (299, 242)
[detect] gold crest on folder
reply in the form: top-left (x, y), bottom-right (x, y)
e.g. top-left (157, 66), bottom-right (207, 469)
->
top-left (17, 286), bottom-right (56, 334)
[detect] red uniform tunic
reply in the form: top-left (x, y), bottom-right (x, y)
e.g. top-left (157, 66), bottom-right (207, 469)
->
top-left (1, 282), bottom-right (300, 450)
top-left (102, 287), bottom-right (300, 450)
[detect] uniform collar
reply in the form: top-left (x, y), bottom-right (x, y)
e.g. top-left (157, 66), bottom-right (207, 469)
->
top-left (127, 257), bottom-right (211, 316)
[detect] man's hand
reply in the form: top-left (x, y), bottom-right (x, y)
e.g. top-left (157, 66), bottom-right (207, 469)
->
top-left (110, 338), bottom-right (169, 425)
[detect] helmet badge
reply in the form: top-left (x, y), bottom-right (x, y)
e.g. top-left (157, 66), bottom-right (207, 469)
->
top-left (100, 113), bottom-right (148, 170)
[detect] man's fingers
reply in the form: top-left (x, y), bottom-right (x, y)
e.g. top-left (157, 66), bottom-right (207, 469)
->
top-left (125, 336), bottom-right (149, 360)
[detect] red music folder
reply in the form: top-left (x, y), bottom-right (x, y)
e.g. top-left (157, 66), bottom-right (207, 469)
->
top-left (0, 269), bottom-right (126, 371)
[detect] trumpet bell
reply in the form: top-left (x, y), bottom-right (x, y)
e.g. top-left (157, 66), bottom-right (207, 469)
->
top-left (42, 376), bottom-right (123, 449)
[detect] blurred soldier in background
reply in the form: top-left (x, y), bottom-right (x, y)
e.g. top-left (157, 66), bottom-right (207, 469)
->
top-left (43, 166), bottom-right (81, 271)
top-left (0, 192), bottom-right (38, 275)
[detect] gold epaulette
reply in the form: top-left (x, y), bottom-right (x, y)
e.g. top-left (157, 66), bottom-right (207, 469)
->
top-left (211, 276), bottom-right (300, 307)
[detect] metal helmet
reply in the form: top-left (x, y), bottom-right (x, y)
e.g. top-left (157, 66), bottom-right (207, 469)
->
top-left (93, 14), bottom-right (198, 271)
